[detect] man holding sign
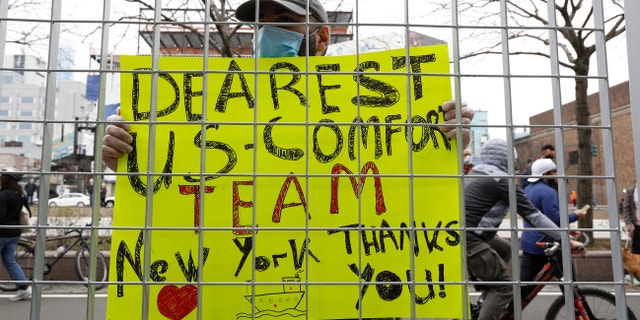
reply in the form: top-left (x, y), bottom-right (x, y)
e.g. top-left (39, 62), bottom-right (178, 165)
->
top-left (102, 0), bottom-right (475, 319)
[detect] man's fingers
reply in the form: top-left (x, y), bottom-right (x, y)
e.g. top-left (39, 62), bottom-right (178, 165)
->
top-left (439, 100), bottom-right (474, 148)
top-left (104, 123), bottom-right (133, 144)
top-left (102, 144), bottom-right (124, 158)
top-left (444, 106), bottom-right (474, 123)
top-left (103, 129), bottom-right (133, 154)
top-left (106, 113), bottom-right (127, 124)
top-left (440, 100), bottom-right (458, 113)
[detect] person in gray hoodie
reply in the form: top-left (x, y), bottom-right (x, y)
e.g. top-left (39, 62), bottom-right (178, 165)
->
top-left (464, 139), bottom-right (583, 320)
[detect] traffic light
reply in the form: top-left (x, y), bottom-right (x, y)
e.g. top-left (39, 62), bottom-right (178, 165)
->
top-left (591, 144), bottom-right (598, 157)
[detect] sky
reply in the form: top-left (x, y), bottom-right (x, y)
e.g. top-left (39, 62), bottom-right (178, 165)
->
top-left (4, 0), bottom-right (630, 140)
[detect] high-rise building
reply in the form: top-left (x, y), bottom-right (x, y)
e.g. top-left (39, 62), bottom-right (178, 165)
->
top-left (0, 55), bottom-right (94, 166)
top-left (470, 110), bottom-right (489, 164)
top-left (3, 54), bottom-right (46, 86)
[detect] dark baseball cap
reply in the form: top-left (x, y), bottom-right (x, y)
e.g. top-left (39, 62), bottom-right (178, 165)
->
top-left (236, 0), bottom-right (329, 23)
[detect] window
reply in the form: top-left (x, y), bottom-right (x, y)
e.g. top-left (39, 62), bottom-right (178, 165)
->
top-left (0, 96), bottom-right (10, 103)
top-left (18, 123), bottom-right (32, 130)
top-left (0, 123), bottom-right (7, 130)
top-left (569, 150), bottom-right (579, 165)
top-left (19, 110), bottom-right (34, 117)
top-left (19, 96), bottom-right (35, 104)
top-left (0, 110), bottom-right (8, 116)
top-left (17, 135), bottom-right (31, 143)
top-left (2, 73), bottom-right (11, 84)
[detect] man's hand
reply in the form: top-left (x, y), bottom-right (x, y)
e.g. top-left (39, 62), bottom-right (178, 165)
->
top-left (102, 109), bottom-right (133, 171)
top-left (574, 209), bottom-right (587, 220)
top-left (628, 224), bottom-right (636, 235)
top-left (440, 100), bottom-right (474, 149)
top-left (570, 239), bottom-right (586, 255)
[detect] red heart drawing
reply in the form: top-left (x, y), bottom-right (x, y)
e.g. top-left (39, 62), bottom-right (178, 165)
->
top-left (157, 285), bottom-right (198, 320)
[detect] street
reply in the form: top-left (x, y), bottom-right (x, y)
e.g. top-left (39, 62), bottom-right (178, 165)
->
top-left (0, 288), bottom-right (107, 320)
top-left (1, 285), bottom-right (639, 319)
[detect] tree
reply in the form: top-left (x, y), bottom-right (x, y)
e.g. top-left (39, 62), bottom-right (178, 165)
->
top-left (5, 0), bottom-right (55, 57)
top-left (113, 0), bottom-right (244, 57)
top-left (438, 0), bottom-right (625, 242)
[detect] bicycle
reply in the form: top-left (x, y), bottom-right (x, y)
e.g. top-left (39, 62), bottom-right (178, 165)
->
top-left (0, 226), bottom-right (108, 291)
top-left (470, 234), bottom-right (637, 320)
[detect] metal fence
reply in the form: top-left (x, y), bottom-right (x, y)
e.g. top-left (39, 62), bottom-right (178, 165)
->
top-left (0, 0), bottom-right (637, 319)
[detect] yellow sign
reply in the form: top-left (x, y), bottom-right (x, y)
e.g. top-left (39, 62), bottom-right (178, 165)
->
top-left (106, 45), bottom-right (464, 319)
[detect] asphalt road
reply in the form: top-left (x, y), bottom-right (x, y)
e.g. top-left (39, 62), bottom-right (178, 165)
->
top-left (0, 286), bottom-right (107, 320)
top-left (1, 285), bottom-right (639, 320)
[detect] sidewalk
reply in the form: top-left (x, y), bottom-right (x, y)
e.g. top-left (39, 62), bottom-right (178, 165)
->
top-left (498, 217), bottom-right (628, 240)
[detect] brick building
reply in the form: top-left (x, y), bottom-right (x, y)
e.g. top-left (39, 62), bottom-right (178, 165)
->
top-left (514, 81), bottom-right (633, 205)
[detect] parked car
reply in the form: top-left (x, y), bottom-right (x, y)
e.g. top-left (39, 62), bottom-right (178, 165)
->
top-left (48, 193), bottom-right (91, 207)
top-left (104, 196), bottom-right (115, 207)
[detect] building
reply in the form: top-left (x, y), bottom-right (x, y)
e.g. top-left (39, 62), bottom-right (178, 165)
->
top-left (138, 10), bottom-right (354, 56)
top-left (469, 110), bottom-right (489, 164)
top-left (326, 30), bottom-right (446, 56)
top-left (1, 54), bottom-right (96, 191)
top-left (514, 81), bottom-right (633, 204)
top-left (2, 54), bottom-right (46, 87)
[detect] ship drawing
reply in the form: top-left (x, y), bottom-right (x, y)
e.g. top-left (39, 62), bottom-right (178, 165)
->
top-left (236, 275), bottom-right (307, 319)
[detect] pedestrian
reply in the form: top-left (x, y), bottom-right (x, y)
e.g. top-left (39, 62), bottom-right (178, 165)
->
top-left (620, 197), bottom-right (625, 216)
top-left (520, 144), bottom-right (555, 190)
top-left (100, 182), bottom-right (107, 207)
top-left (101, 0), bottom-right (476, 171)
top-left (464, 139), bottom-right (583, 320)
top-left (518, 158), bottom-right (533, 186)
top-left (24, 178), bottom-right (37, 206)
top-left (0, 168), bottom-right (32, 301)
top-left (570, 190), bottom-right (577, 206)
top-left (623, 182), bottom-right (640, 254)
top-left (48, 188), bottom-right (59, 199)
top-left (86, 178), bottom-right (95, 206)
top-left (520, 158), bottom-right (586, 298)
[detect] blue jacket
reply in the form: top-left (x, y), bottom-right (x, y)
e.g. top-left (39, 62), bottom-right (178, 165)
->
top-left (521, 180), bottom-right (578, 254)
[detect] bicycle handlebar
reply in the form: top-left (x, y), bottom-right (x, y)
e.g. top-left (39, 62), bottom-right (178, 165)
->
top-left (536, 232), bottom-right (590, 256)
top-left (63, 224), bottom-right (93, 235)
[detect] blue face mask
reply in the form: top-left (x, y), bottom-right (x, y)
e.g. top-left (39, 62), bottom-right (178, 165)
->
top-left (256, 25), bottom-right (305, 58)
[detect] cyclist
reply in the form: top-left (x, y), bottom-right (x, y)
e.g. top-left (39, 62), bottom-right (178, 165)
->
top-left (465, 139), bottom-right (583, 320)
top-left (0, 168), bottom-right (32, 301)
top-left (521, 158), bottom-right (586, 298)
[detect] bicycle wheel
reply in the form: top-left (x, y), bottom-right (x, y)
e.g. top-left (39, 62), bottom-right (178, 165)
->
top-left (545, 287), bottom-right (637, 320)
top-left (0, 241), bottom-right (34, 291)
top-left (74, 244), bottom-right (108, 290)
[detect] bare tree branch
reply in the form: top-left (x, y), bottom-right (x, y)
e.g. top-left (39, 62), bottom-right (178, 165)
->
top-left (435, 0), bottom-right (626, 243)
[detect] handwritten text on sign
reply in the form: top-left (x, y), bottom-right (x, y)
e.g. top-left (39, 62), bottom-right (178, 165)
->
top-left (106, 45), bottom-right (464, 320)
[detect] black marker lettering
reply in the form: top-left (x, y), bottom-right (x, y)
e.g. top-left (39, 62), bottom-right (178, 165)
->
top-left (352, 61), bottom-right (399, 107)
top-left (130, 68), bottom-right (180, 121)
top-left (269, 62), bottom-right (306, 109)
top-left (184, 124), bottom-right (237, 182)
top-left (316, 63), bottom-right (341, 114)
top-left (184, 72), bottom-right (204, 121)
top-left (264, 116), bottom-right (305, 161)
top-left (391, 54), bottom-right (437, 101)
top-left (348, 116), bottom-right (383, 161)
top-left (313, 119), bottom-right (343, 163)
top-left (215, 60), bottom-right (255, 113)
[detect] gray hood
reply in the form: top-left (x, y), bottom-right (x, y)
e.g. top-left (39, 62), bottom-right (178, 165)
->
top-left (480, 139), bottom-right (509, 172)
